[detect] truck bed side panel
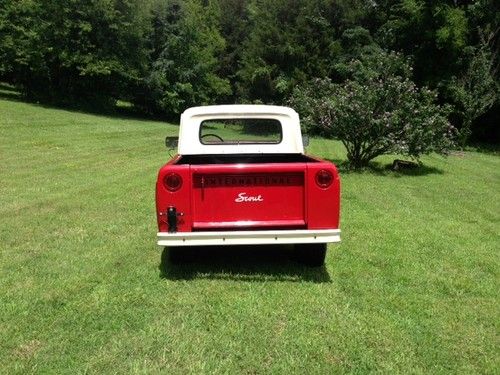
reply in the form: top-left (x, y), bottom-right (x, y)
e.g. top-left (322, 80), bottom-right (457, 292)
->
top-left (306, 162), bottom-right (340, 229)
top-left (156, 164), bottom-right (192, 232)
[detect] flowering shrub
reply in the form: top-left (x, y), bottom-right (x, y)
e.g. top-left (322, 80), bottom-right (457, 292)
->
top-left (289, 53), bottom-right (456, 168)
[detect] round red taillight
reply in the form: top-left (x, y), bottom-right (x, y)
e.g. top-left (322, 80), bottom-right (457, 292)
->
top-left (315, 169), bottom-right (333, 188)
top-left (164, 173), bottom-right (182, 192)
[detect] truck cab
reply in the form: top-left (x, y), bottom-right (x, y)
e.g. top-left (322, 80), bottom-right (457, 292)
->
top-left (156, 105), bottom-right (340, 266)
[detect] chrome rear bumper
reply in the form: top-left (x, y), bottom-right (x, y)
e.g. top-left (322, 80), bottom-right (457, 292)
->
top-left (157, 229), bottom-right (340, 247)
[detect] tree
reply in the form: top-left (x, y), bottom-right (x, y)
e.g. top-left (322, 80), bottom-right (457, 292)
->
top-left (0, 0), bottom-right (151, 106)
top-left (375, 1), bottom-right (470, 88)
top-left (237, 0), bottom-right (377, 103)
top-left (136, 0), bottom-right (231, 117)
top-left (0, 1), bottom-right (48, 94)
top-left (217, 0), bottom-right (251, 100)
top-left (289, 51), bottom-right (456, 168)
top-left (447, 29), bottom-right (498, 145)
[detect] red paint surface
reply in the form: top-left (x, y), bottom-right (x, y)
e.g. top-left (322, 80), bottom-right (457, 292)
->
top-left (156, 156), bottom-right (340, 232)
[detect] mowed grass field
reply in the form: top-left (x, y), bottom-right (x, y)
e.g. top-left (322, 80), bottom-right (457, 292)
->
top-left (0, 94), bottom-right (499, 374)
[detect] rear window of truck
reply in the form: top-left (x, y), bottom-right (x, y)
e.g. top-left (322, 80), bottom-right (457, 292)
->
top-left (199, 119), bottom-right (282, 145)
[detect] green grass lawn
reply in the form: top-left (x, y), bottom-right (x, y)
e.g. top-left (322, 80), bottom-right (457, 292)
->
top-left (0, 96), bottom-right (498, 374)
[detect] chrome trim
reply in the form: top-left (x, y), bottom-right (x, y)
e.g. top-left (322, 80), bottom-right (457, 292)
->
top-left (157, 229), bottom-right (340, 247)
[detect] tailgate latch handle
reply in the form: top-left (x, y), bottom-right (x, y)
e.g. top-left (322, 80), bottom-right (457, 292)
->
top-left (167, 206), bottom-right (183, 233)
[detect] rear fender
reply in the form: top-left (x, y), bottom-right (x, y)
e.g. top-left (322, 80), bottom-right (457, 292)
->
top-left (156, 164), bottom-right (192, 232)
top-left (306, 162), bottom-right (340, 229)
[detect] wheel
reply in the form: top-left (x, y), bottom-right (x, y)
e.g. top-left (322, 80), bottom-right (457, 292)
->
top-left (294, 243), bottom-right (327, 267)
top-left (160, 247), bottom-right (170, 273)
top-left (168, 246), bottom-right (183, 264)
top-left (168, 246), bottom-right (197, 263)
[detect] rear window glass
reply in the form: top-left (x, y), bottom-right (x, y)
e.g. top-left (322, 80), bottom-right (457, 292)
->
top-left (200, 119), bottom-right (282, 145)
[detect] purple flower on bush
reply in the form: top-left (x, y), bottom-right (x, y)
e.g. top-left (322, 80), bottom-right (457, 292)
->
top-left (288, 50), bottom-right (455, 168)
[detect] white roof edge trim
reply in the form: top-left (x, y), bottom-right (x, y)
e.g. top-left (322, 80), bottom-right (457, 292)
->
top-left (178, 105), bottom-right (304, 155)
top-left (181, 104), bottom-right (299, 117)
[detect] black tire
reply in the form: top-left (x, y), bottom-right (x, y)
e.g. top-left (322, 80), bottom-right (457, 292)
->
top-left (160, 247), bottom-right (170, 273)
top-left (294, 243), bottom-right (327, 267)
top-left (168, 246), bottom-right (198, 263)
top-left (168, 246), bottom-right (183, 264)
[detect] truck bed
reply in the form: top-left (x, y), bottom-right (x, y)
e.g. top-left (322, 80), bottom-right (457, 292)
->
top-left (156, 154), bottom-right (339, 234)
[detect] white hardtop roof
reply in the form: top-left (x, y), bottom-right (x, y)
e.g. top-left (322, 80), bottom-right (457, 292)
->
top-left (178, 104), bottom-right (304, 155)
top-left (181, 104), bottom-right (299, 118)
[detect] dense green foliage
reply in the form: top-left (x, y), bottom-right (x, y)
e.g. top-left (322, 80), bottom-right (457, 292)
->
top-left (0, 0), bottom-right (498, 139)
top-left (0, 0), bottom-right (150, 106)
top-left (447, 31), bottom-right (499, 145)
top-left (134, 0), bottom-right (231, 118)
top-left (290, 50), bottom-right (455, 167)
top-left (1, 95), bottom-right (499, 373)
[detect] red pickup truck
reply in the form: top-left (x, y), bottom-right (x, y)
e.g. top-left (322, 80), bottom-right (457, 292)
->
top-left (156, 105), bottom-right (340, 266)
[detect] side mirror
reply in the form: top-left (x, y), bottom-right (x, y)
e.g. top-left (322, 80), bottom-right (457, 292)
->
top-left (165, 136), bottom-right (178, 149)
top-left (302, 134), bottom-right (310, 147)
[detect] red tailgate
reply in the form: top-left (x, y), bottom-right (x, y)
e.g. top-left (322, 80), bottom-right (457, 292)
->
top-left (191, 164), bottom-right (306, 230)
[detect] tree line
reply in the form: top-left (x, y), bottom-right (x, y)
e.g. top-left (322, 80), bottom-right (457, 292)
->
top-left (1, 0), bottom-right (498, 146)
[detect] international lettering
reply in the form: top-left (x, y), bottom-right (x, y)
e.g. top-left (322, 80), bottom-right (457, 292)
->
top-left (194, 173), bottom-right (303, 188)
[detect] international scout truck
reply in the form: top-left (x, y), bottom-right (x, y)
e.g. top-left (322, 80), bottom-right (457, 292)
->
top-left (156, 105), bottom-right (340, 266)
